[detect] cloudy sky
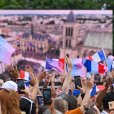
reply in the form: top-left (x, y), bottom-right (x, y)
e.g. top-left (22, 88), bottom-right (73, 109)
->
top-left (0, 10), bottom-right (112, 15)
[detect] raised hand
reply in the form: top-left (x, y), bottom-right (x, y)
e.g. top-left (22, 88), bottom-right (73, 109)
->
top-left (65, 56), bottom-right (72, 73)
top-left (77, 85), bottom-right (85, 94)
top-left (30, 73), bottom-right (39, 86)
top-left (105, 77), bottom-right (113, 88)
top-left (50, 75), bottom-right (55, 83)
top-left (84, 97), bottom-right (96, 109)
top-left (86, 80), bottom-right (94, 90)
top-left (38, 71), bottom-right (47, 82)
top-left (8, 65), bottom-right (20, 81)
top-left (25, 65), bottom-right (33, 73)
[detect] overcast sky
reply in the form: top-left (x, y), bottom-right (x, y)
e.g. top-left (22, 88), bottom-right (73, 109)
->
top-left (0, 10), bottom-right (112, 15)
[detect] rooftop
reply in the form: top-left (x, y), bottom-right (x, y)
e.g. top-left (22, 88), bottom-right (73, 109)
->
top-left (22, 32), bottom-right (49, 40)
top-left (66, 11), bottom-right (75, 23)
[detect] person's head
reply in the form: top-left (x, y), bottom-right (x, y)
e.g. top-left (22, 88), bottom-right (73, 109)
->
top-left (54, 98), bottom-right (68, 114)
top-left (1, 80), bottom-right (18, 91)
top-left (20, 97), bottom-right (36, 114)
top-left (63, 95), bottom-right (77, 110)
top-left (42, 109), bottom-right (51, 114)
top-left (102, 92), bottom-right (114, 111)
top-left (0, 89), bottom-right (21, 114)
top-left (85, 107), bottom-right (96, 114)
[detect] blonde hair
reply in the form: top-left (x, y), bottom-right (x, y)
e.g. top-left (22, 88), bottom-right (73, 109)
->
top-left (0, 89), bottom-right (21, 114)
top-left (54, 98), bottom-right (68, 114)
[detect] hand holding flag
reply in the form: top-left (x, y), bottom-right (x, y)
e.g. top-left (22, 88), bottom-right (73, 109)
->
top-left (65, 55), bottom-right (72, 73)
top-left (91, 84), bottom-right (96, 97)
top-left (46, 58), bottom-right (64, 73)
top-left (87, 49), bottom-right (106, 62)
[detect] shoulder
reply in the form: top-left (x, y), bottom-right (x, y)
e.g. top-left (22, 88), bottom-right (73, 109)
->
top-left (101, 110), bottom-right (108, 114)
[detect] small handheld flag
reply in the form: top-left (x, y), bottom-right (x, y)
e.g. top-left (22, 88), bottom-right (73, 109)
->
top-left (87, 49), bottom-right (106, 62)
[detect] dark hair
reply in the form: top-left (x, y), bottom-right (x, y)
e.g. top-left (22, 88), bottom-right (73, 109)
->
top-left (85, 107), bottom-right (96, 114)
top-left (102, 92), bottom-right (114, 110)
top-left (38, 104), bottom-right (48, 114)
top-left (63, 95), bottom-right (77, 110)
top-left (110, 85), bottom-right (114, 93)
top-left (20, 97), bottom-right (36, 114)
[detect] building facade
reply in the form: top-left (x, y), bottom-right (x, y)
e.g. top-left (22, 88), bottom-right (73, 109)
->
top-left (20, 33), bottom-right (49, 55)
top-left (60, 11), bottom-right (112, 59)
top-left (60, 11), bottom-right (80, 58)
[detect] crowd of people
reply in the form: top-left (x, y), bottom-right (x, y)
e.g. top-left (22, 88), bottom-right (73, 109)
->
top-left (0, 56), bottom-right (114, 114)
top-left (17, 60), bottom-right (44, 73)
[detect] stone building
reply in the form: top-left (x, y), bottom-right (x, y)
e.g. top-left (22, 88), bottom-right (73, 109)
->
top-left (19, 21), bottom-right (49, 56)
top-left (60, 11), bottom-right (80, 58)
top-left (60, 11), bottom-right (112, 59)
top-left (82, 30), bottom-right (112, 56)
top-left (20, 33), bottom-right (49, 55)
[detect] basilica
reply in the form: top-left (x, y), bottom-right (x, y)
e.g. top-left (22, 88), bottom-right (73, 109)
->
top-left (60, 11), bottom-right (112, 58)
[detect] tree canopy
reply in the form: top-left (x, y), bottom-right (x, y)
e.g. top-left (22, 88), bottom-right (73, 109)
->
top-left (0, 0), bottom-right (113, 9)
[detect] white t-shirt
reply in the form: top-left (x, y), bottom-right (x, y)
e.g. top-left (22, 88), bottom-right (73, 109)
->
top-left (101, 110), bottom-right (108, 114)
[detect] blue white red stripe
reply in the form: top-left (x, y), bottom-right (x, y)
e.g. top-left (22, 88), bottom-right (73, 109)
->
top-left (87, 49), bottom-right (106, 62)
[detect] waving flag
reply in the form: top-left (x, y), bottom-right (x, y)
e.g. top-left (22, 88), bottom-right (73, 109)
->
top-left (84, 59), bottom-right (107, 74)
top-left (106, 55), bottom-right (114, 71)
top-left (87, 49), bottom-right (106, 62)
top-left (91, 85), bottom-right (96, 97)
top-left (106, 59), bottom-right (113, 71)
top-left (46, 58), bottom-right (64, 72)
top-left (71, 58), bottom-right (86, 77)
top-left (0, 36), bottom-right (15, 65)
top-left (20, 70), bottom-right (30, 81)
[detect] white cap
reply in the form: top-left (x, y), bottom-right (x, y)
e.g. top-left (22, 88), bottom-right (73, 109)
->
top-left (1, 81), bottom-right (17, 91)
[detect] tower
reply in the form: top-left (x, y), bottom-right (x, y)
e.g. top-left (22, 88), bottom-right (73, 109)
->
top-left (31, 18), bottom-right (34, 38)
top-left (60, 11), bottom-right (80, 58)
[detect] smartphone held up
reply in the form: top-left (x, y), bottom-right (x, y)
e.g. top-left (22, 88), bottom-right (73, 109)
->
top-left (74, 76), bottom-right (82, 89)
top-left (17, 79), bottom-right (25, 94)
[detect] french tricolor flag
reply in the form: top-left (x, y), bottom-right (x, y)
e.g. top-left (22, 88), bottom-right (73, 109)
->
top-left (84, 59), bottom-right (107, 74)
top-left (19, 70), bottom-right (30, 81)
top-left (46, 58), bottom-right (64, 72)
top-left (87, 49), bottom-right (106, 62)
top-left (71, 58), bottom-right (86, 77)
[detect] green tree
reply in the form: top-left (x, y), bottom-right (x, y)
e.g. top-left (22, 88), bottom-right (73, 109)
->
top-left (0, 0), bottom-right (113, 9)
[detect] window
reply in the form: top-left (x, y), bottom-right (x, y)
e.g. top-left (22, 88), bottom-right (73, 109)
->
top-left (66, 27), bottom-right (73, 37)
top-left (68, 27), bottom-right (70, 36)
top-left (65, 28), bottom-right (68, 36)
top-left (69, 39), bottom-right (71, 48)
top-left (65, 39), bottom-right (68, 48)
top-left (70, 27), bottom-right (73, 37)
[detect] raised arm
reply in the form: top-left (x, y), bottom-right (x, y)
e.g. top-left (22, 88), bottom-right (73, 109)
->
top-left (82, 80), bottom-right (94, 105)
top-left (95, 77), bottom-right (113, 107)
top-left (62, 56), bottom-right (72, 94)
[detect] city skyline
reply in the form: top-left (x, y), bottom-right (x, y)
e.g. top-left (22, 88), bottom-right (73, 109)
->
top-left (0, 10), bottom-right (112, 74)
top-left (0, 10), bottom-right (112, 16)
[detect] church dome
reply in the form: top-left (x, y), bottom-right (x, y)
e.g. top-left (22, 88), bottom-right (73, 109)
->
top-left (67, 11), bottom-right (75, 23)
